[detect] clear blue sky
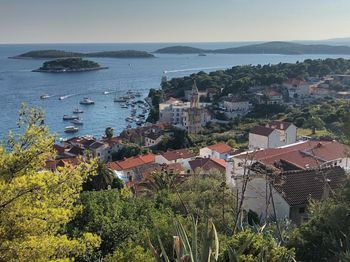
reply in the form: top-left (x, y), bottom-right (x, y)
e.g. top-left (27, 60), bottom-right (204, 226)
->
top-left (1, 0), bottom-right (349, 43)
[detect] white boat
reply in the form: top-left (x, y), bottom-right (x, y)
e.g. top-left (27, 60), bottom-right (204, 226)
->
top-left (125, 116), bottom-right (134, 122)
top-left (121, 104), bottom-right (128, 108)
top-left (64, 126), bottom-right (79, 133)
top-left (80, 97), bottom-right (95, 105)
top-left (40, 94), bottom-right (50, 99)
top-left (71, 119), bottom-right (84, 125)
top-left (59, 95), bottom-right (67, 100)
top-left (103, 91), bottom-right (110, 95)
top-left (63, 115), bottom-right (79, 120)
top-left (73, 108), bottom-right (84, 114)
top-left (114, 96), bottom-right (127, 102)
top-left (135, 91), bottom-right (142, 97)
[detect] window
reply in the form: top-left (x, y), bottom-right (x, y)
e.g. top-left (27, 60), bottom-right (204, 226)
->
top-left (299, 207), bottom-right (305, 214)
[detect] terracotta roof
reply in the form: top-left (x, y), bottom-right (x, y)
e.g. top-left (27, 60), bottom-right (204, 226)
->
top-left (250, 126), bottom-right (275, 136)
top-left (266, 121), bottom-right (293, 131)
top-left (160, 148), bottom-right (196, 161)
top-left (140, 163), bottom-right (184, 180)
top-left (266, 88), bottom-right (281, 98)
top-left (189, 158), bottom-right (226, 173)
top-left (102, 136), bottom-right (122, 147)
top-left (53, 144), bottom-right (66, 154)
top-left (89, 141), bottom-right (106, 150)
top-left (284, 79), bottom-right (307, 86)
top-left (207, 143), bottom-right (233, 154)
top-left (145, 131), bottom-right (163, 141)
top-left (235, 141), bottom-right (349, 170)
top-left (68, 146), bottom-right (85, 156)
top-left (107, 153), bottom-right (155, 171)
top-left (273, 166), bottom-right (346, 206)
top-left (65, 136), bottom-right (96, 148)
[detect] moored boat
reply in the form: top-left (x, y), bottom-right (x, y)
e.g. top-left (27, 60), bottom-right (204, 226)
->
top-left (64, 126), bottom-right (79, 133)
top-left (63, 115), bottom-right (79, 120)
top-left (73, 108), bottom-right (84, 114)
top-left (79, 97), bottom-right (95, 105)
top-left (71, 119), bottom-right (84, 125)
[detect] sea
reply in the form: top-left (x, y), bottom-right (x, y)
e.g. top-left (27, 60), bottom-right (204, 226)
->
top-left (1, 42), bottom-right (350, 141)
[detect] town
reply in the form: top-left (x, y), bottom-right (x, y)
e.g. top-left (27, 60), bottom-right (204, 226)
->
top-left (48, 58), bottom-right (350, 227)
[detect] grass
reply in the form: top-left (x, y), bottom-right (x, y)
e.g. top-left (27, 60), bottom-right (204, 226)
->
top-left (297, 128), bottom-right (331, 138)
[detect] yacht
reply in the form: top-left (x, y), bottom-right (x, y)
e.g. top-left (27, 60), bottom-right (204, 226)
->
top-left (134, 91), bottom-right (142, 97)
top-left (79, 97), bottom-right (95, 105)
top-left (59, 96), bottom-right (67, 100)
top-left (114, 96), bottom-right (127, 103)
top-left (40, 94), bottom-right (50, 99)
top-left (71, 119), bottom-right (84, 125)
top-left (64, 126), bottom-right (79, 133)
top-left (121, 104), bottom-right (128, 108)
top-left (63, 115), bottom-right (79, 120)
top-left (125, 116), bottom-right (134, 122)
top-left (73, 108), bottom-right (84, 114)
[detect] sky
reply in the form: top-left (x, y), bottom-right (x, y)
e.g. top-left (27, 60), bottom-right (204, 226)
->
top-left (0, 0), bottom-right (350, 44)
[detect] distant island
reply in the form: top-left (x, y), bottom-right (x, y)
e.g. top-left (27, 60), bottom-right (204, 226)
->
top-left (11, 49), bottom-right (155, 59)
top-left (33, 58), bottom-right (108, 73)
top-left (154, 41), bottom-right (350, 55)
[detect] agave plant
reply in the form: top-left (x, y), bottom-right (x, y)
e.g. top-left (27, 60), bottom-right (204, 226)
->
top-left (149, 216), bottom-right (219, 262)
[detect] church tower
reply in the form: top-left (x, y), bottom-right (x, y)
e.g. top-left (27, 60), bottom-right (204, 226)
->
top-left (185, 79), bottom-right (202, 134)
top-left (190, 80), bottom-right (199, 108)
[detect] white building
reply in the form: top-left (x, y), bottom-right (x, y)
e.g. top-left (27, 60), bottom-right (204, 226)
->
top-left (248, 126), bottom-right (282, 150)
top-left (249, 121), bottom-right (297, 150)
top-left (283, 79), bottom-right (311, 98)
top-left (159, 98), bottom-right (210, 128)
top-left (199, 143), bottom-right (233, 160)
top-left (219, 96), bottom-right (252, 118)
top-left (144, 132), bottom-right (164, 147)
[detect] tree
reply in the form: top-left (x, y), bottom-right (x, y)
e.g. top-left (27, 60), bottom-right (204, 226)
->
top-left (83, 161), bottom-right (123, 191)
top-left (68, 190), bottom-right (175, 260)
top-left (105, 127), bottom-right (114, 139)
top-left (0, 104), bottom-right (100, 261)
top-left (306, 116), bottom-right (324, 134)
top-left (289, 178), bottom-right (350, 261)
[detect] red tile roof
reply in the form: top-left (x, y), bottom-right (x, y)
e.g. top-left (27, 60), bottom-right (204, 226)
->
top-left (189, 158), bottom-right (226, 173)
top-left (250, 126), bottom-right (275, 136)
top-left (160, 148), bottom-right (196, 161)
top-left (207, 143), bottom-right (233, 154)
top-left (265, 121), bottom-right (293, 131)
top-left (273, 166), bottom-right (346, 206)
top-left (284, 79), bottom-right (307, 86)
top-left (235, 141), bottom-right (349, 170)
top-left (107, 153), bottom-right (155, 171)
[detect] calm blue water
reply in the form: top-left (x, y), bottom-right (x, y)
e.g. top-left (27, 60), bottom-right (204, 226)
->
top-left (1, 43), bottom-right (350, 140)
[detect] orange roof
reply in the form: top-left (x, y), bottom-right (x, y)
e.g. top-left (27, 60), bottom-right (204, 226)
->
top-left (207, 143), bottom-right (232, 154)
top-left (107, 153), bottom-right (155, 171)
top-left (160, 149), bottom-right (196, 161)
top-left (284, 79), bottom-right (306, 86)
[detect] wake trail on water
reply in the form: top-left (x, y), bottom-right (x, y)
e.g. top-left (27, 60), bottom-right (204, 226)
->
top-left (164, 66), bottom-right (228, 74)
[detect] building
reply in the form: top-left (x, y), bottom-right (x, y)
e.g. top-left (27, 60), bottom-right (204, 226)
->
top-left (155, 148), bottom-right (196, 171)
top-left (265, 88), bottom-right (283, 104)
top-left (200, 143), bottom-right (233, 160)
top-left (159, 82), bottom-right (211, 133)
top-left (249, 121), bottom-right (296, 150)
top-left (234, 166), bottom-right (346, 224)
top-left (189, 157), bottom-right (226, 174)
top-left (228, 140), bottom-right (350, 178)
top-left (248, 126), bottom-right (282, 150)
top-left (219, 96), bottom-right (252, 118)
top-left (107, 153), bottom-right (155, 182)
top-left (265, 121), bottom-right (297, 146)
top-left (283, 79), bottom-right (311, 98)
top-left (120, 123), bottom-right (172, 147)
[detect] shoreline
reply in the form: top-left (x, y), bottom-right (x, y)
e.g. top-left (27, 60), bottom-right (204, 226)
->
top-left (32, 66), bottom-right (108, 73)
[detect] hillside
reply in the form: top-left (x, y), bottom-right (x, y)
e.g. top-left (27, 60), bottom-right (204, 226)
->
top-left (215, 41), bottom-right (350, 55)
top-left (154, 45), bottom-right (208, 54)
top-left (154, 41), bottom-right (350, 55)
top-left (86, 50), bottom-right (155, 58)
top-left (11, 49), bottom-right (155, 59)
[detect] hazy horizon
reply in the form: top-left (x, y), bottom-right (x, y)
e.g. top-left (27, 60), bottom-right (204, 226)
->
top-left (1, 0), bottom-right (350, 44)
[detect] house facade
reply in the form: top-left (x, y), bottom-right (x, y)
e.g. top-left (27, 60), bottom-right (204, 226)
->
top-left (199, 143), bottom-right (233, 160)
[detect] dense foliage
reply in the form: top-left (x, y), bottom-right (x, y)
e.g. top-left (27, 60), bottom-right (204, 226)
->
top-left (39, 57), bottom-right (101, 71)
top-left (161, 58), bottom-right (350, 97)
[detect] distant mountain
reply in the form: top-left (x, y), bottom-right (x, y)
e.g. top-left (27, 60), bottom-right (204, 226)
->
top-left (154, 41), bottom-right (350, 55)
top-left (154, 45), bottom-right (207, 54)
top-left (10, 49), bottom-right (155, 59)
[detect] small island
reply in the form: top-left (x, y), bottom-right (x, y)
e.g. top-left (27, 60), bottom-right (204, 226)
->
top-left (11, 49), bottom-right (155, 59)
top-left (33, 58), bottom-right (108, 73)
